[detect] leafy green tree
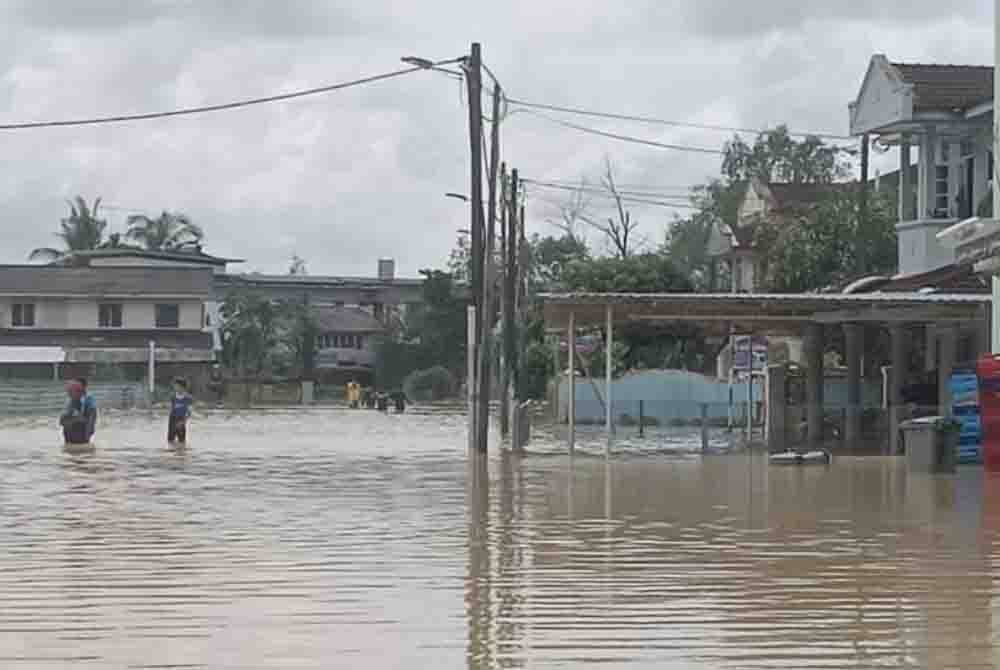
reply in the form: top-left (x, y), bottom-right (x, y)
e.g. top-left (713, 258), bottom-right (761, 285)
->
top-left (760, 191), bottom-right (897, 292)
top-left (721, 125), bottom-right (852, 184)
top-left (527, 234), bottom-right (589, 290)
top-left (125, 211), bottom-right (203, 251)
top-left (219, 291), bottom-right (283, 379)
top-left (562, 252), bottom-right (693, 293)
top-left (283, 298), bottom-right (319, 380)
top-left (376, 270), bottom-right (468, 391)
top-left (29, 196), bottom-right (108, 261)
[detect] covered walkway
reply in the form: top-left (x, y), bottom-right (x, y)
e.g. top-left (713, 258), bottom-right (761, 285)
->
top-left (540, 292), bottom-right (990, 453)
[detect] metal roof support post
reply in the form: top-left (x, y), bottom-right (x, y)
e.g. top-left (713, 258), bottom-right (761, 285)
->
top-left (568, 310), bottom-right (576, 457)
top-left (845, 324), bottom-right (863, 447)
top-left (805, 323), bottom-right (825, 449)
top-left (605, 304), bottom-right (613, 457)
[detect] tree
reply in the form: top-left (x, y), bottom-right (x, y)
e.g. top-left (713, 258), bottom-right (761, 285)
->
top-left (546, 180), bottom-right (591, 243)
top-left (760, 190), bottom-right (897, 292)
top-left (581, 158), bottom-right (644, 258)
top-left (527, 234), bottom-right (589, 290)
top-left (125, 211), bottom-right (203, 251)
top-left (29, 196), bottom-right (107, 261)
top-left (562, 252), bottom-right (693, 294)
top-left (446, 233), bottom-right (472, 283)
top-left (663, 212), bottom-right (716, 292)
top-left (376, 270), bottom-right (468, 391)
top-left (219, 291), bottom-right (283, 379)
top-left (721, 125), bottom-right (852, 184)
top-left (288, 255), bottom-right (308, 276)
top-left (283, 298), bottom-right (319, 380)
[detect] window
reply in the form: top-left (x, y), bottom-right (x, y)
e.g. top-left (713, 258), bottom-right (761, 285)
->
top-left (99, 303), bottom-right (123, 328)
top-left (155, 303), bottom-right (180, 328)
top-left (11, 303), bottom-right (35, 327)
top-left (355, 335), bottom-right (364, 350)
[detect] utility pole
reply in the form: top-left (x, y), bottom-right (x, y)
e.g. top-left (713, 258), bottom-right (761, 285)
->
top-left (504, 169), bottom-right (519, 443)
top-left (474, 78), bottom-right (501, 453)
top-left (499, 163), bottom-right (510, 439)
top-left (465, 42), bottom-right (485, 452)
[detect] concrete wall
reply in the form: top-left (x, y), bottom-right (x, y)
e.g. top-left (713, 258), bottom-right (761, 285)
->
top-left (896, 219), bottom-right (956, 275)
top-left (558, 369), bottom-right (882, 424)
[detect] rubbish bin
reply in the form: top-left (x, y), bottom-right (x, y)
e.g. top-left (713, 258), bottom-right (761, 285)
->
top-left (900, 416), bottom-right (960, 473)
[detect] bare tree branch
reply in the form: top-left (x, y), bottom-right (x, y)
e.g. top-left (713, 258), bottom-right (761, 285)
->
top-left (580, 157), bottom-right (645, 258)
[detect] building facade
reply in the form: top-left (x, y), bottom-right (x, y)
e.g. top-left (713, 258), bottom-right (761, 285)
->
top-left (0, 265), bottom-right (215, 385)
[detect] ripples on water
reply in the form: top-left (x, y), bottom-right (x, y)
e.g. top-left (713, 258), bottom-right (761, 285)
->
top-left (0, 409), bottom-right (997, 668)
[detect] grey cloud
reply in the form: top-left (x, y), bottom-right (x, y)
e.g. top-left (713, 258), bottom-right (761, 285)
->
top-left (674, 0), bottom-right (986, 39)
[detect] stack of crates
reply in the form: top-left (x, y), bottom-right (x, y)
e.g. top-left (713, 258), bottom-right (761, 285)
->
top-left (950, 369), bottom-right (982, 464)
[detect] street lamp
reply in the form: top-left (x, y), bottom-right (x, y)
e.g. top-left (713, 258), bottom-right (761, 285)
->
top-left (401, 56), bottom-right (464, 78)
top-left (445, 192), bottom-right (469, 202)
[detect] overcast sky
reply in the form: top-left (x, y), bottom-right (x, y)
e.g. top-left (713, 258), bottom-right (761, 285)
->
top-left (0, 0), bottom-right (993, 276)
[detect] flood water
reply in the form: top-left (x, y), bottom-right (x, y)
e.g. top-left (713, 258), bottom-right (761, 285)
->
top-left (1, 408), bottom-right (998, 669)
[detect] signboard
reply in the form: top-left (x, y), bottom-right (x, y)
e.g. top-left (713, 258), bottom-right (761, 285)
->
top-left (977, 356), bottom-right (1000, 471)
top-left (559, 335), bottom-right (601, 356)
top-left (733, 335), bottom-right (768, 372)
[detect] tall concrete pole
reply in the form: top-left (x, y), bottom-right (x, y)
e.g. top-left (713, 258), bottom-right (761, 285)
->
top-left (466, 42), bottom-right (486, 451)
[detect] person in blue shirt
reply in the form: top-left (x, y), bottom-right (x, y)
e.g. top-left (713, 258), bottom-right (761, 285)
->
top-left (168, 377), bottom-right (193, 445)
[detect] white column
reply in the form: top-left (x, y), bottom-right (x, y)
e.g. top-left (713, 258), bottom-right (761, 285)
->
top-left (921, 127), bottom-right (938, 219)
top-left (604, 304), bottom-right (613, 455)
top-left (147, 340), bottom-right (156, 395)
top-left (900, 135), bottom-right (913, 222)
top-left (568, 311), bottom-right (576, 455)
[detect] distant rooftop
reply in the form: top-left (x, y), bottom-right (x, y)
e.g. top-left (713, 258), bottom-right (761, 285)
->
top-left (0, 265), bottom-right (214, 297)
top-left (224, 273), bottom-right (423, 287)
top-left (51, 247), bottom-right (244, 267)
top-left (314, 306), bottom-right (386, 333)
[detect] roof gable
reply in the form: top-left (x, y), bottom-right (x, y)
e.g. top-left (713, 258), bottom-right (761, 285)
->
top-left (849, 54), bottom-right (914, 135)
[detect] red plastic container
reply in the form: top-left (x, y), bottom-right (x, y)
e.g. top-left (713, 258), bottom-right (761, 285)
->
top-left (977, 356), bottom-right (1000, 471)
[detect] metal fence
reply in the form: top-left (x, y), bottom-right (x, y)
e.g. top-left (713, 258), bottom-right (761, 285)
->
top-left (0, 381), bottom-right (149, 415)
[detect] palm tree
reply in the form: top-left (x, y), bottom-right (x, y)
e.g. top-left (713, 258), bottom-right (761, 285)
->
top-left (29, 196), bottom-right (108, 262)
top-left (125, 211), bottom-right (204, 251)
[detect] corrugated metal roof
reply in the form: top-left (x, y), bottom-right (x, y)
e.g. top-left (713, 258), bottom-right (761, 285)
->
top-left (891, 62), bottom-right (993, 113)
top-left (0, 266), bottom-right (213, 297)
top-left (540, 292), bottom-right (989, 306)
top-left (224, 273), bottom-right (423, 288)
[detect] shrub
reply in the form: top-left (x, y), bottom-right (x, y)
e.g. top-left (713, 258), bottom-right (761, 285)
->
top-left (403, 366), bottom-right (457, 402)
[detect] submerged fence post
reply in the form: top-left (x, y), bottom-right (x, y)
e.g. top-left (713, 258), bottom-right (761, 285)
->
top-left (701, 403), bottom-right (709, 452)
top-left (638, 399), bottom-right (645, 437)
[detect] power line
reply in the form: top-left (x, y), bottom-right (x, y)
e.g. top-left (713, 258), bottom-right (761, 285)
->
top-left (506, 97), bottom-right (854, 142)
top-left (524, 180), bottom-right (698, 209)
top-left (523, 178), bottom-right (693, 201)
top-left (0, 66), bottom-right (424, 130)
top-left (525, 177), bottom-right (696, 197)
top-left (516, 109), bottom-right (725, 155)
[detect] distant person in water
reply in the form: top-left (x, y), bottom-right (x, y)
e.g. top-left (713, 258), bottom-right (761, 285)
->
top-left (168, 378), bottom-right (194, 445)
top-left (362, 386), bottom-right (376, 409)
top-left (346, 380), bottom-right (361, 409)
top-left (375, 390), bottom-right (389, 412)
top-left (60, 380), bottom-right (92, 444)
top-left (389, 389), bottom-right (407, 413)
top-left (79, 378), bottom-right (97, 441)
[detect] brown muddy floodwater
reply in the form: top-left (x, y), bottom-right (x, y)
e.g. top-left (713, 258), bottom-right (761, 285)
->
top-left (1, 408), bottom-right (998, 669)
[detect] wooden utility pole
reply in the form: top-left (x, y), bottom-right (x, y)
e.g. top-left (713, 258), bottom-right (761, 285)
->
top-left (465, 42), bottom-right (485, 452)
top-left (499, 164), bottom-right (510, 439)
top-left (503, 168), bottom-right (519, 442)
top-left (474, 71), bottom-right (500, 453)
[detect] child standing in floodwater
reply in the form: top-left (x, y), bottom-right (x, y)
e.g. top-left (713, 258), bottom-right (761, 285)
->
top-left (60, 380), bottom-right (92, 445)
top-left (168, 378), bottom-right (193, 445)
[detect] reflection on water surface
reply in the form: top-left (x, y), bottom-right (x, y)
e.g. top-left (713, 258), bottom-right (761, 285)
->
top-left (0, 409), bottom-right (996, 668)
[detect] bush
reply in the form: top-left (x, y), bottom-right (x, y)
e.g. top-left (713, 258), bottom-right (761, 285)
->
top-left (403, 366), bottom-right (457, 402)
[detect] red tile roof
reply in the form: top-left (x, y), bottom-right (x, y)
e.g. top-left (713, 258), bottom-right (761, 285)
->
top-left (891, 62), bottom-right (993, 113)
